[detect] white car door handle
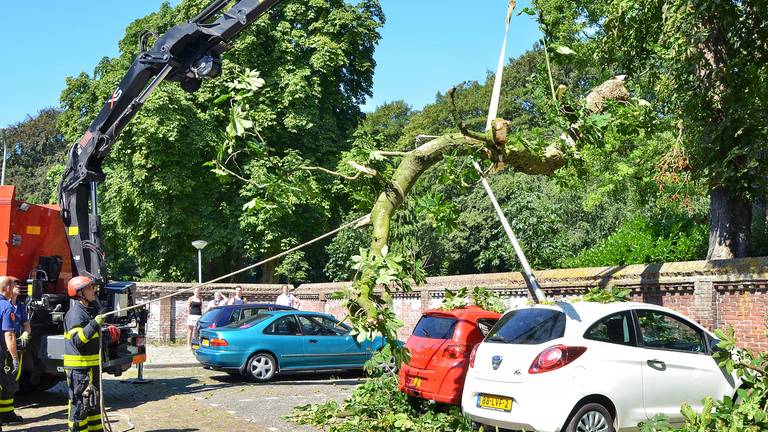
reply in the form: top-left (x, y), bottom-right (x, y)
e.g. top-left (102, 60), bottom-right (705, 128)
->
top-left (647, 359), bottom-right (666, 371)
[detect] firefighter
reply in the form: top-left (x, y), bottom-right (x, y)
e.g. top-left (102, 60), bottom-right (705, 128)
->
top-left (64, 276), bottom-right (105, 432)
top-left (0, 276), bottom-right (21, 431)
top-left (0, 277), bottom-right (26, 425)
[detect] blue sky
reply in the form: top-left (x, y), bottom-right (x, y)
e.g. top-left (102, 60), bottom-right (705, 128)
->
top-left (0, 1), bottom-right (540, 129)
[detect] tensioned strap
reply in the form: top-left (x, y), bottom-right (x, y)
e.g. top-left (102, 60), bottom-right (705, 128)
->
top-left (485, 0), bottom-right (515, 131)
top-left (475, 0), bottom-right (546, 303)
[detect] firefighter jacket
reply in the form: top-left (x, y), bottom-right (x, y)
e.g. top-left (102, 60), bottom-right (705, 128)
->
top-left (63, 300), bottom-right (101, 369)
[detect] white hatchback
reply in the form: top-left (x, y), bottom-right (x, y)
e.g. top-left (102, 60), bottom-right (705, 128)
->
top-left (462, 301), bottom-right (739, 432)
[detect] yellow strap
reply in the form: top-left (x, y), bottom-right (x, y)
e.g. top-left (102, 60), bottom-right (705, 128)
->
top-left (0, 398), bottom-right (12, 404)
top-left (63, 354), bottom-right (100, 367)
top-left (15, 355), bottom-right (22, 381)
top-left (0, 406), bottom-right (13, 413)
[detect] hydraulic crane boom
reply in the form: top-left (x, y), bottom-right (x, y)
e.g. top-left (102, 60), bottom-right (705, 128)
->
top-left (58, 0), bottom-right (284, 284)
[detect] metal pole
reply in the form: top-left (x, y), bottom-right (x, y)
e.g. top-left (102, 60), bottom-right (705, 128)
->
top-left (472, 160), bottom-right (546, 303)
top-left (1, 129), bottom-right (7, 186)
top-left (197, 249), bottom-right (202, 284)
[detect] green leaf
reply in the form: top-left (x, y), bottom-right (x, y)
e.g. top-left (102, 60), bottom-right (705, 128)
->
top-left (517, 6), bottom-right (536, 16)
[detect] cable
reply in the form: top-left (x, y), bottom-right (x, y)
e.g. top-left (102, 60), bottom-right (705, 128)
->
top-left (101, 213), bottom-right (369, 319)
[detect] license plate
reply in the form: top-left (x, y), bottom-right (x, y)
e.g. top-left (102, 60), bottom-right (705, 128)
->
top-left (406, 376), bottom-right (422, 388)
top-left (192, 344), bottom-right (199, 350)
top-left (202, 339), bottom-right (209, 346)
top-left (477, 394), bottom-right (512, 412)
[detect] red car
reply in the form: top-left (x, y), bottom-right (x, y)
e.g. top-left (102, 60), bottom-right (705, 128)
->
top-left (398, 306), bottom-right (501, 405)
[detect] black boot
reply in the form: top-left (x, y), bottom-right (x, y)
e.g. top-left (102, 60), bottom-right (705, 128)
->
top-left (0, 412), bottom-right (22, 424)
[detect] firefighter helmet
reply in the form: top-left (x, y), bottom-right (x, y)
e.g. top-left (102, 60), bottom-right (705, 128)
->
top-left (67, 276), bottom-right (94, 297)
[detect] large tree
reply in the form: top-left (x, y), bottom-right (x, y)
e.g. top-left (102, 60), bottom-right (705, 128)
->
top-left (533, 0), bottom-right (768, 259)
top-left (1, 109), bottom-right (67, 204)
top-left (58, 0), bottom-right (384, 281)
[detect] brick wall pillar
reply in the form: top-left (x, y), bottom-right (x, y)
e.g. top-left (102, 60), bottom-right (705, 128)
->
top-left (693, 278), bottom-right (716, 330)
top-left (158, 296), bottom-right (174, 342)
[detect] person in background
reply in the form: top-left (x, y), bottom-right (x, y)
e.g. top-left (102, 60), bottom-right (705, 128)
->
top-left (208, 290), bottom-right (228, 311)
top-left (1, 280), bottom-right (29, 424)
top-left (0, 277), bottom-right (20, 429)
top-left (186, 287), bottom-right (203, 350)
top-left (227, 286), bottom-right (246, 305)
top-left (275, 285), bottom-right (300, 309)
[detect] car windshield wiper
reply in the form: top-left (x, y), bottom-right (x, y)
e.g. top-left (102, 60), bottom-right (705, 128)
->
top-left (486, 335), bottom-right (507, 343)
top-left (420, 329), bottom-right (432, 338)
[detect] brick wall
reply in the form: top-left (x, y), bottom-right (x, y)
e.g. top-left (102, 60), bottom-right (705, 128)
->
top-left (135, 257), bottom-right (768, 351)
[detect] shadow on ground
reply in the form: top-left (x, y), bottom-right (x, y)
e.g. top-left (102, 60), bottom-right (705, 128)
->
top-left (209, 368), bottom-right (366, 387)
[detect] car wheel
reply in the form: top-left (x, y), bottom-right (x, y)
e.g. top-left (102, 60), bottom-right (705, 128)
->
top-left (377, 352), bottom-right (399, 375)
top-left (246, 353), bottom-right (276, 382)
top-left (565, 403), bottom-right (615, 432)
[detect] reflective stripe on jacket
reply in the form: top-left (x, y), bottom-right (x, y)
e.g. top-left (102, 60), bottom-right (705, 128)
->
top-left (63, 300), bottom-right (100, 369)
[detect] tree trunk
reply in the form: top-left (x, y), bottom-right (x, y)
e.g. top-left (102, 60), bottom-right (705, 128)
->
top-left (707, 186), bottom-right (751, 259)
top-left (259, 258), bottom-right (278, 283)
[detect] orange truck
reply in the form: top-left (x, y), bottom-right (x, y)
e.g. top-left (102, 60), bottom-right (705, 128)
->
top-left (0, 185), bottom-right (146, 391)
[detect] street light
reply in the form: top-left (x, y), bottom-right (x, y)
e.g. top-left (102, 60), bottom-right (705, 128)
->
top-left (192, 240), bottom-right (208, 283)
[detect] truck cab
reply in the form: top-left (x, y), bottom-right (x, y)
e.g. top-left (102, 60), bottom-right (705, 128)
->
top-left (0, 185), bottom-right (147, 391)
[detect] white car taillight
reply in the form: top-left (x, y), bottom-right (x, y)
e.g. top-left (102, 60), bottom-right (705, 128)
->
top-left (528, 344), bottom-right (586, 374)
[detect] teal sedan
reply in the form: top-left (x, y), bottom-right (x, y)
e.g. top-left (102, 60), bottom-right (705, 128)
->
top-left (193, 310), bottom-right (388, 382)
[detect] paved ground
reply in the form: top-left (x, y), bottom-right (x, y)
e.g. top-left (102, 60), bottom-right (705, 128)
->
top-left (7, 348), bottom-right (364, 432)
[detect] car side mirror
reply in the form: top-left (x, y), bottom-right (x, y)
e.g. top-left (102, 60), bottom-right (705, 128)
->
top-left (709, 337), bottom-right (721, 353)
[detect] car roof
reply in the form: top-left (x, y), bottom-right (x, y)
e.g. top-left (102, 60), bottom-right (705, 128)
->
top-left (423, 306), bottom-right (501, 319)
top-left (509, 301), bottom-right (705, 335)
top-left (207, 303), bottom-right (294, 311)
top-left (264, 310), bottom-right (333, 318)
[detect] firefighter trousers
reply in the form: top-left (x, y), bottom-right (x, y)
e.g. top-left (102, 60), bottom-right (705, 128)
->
top-left (0, 353), bottom-right (18, 418)
top-left (66, 367), bottom-right (102, 432)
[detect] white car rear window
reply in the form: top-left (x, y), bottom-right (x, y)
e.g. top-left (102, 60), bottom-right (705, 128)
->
top-left (486, 309), bottom-right (565, 344)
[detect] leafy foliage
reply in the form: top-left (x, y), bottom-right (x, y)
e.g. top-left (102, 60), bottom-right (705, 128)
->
top-left (565, 214), bottom-right (708, 267)
top-left (1, 108), bottom-right (67, 204)
top-left (286, 374), bottom-right (475, 432)
top-left (336, 246), bottom-right (426, 365)
top-left (581, 287), bottom-right (631, 303)
top-left (56, 0), bottom-right (384, 281)
top-left (440, 287), bottom-right (508, 313)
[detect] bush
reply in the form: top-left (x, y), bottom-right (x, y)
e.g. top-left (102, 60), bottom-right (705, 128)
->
top-left (286, 374), bottom-right (475, 432)
top-left (564, 214), bottom-right (707, 267)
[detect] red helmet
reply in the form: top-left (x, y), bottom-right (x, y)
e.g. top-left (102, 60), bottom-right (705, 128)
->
top-left (67, 276), bottom-right (94, 297)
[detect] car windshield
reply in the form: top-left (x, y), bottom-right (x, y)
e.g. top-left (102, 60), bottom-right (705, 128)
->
top-left (229, 312), bottom-right (274, 329)
top-left (485, 308), bottom-right (566, 344)
top-left (412, 315), bottom-right (457, 339)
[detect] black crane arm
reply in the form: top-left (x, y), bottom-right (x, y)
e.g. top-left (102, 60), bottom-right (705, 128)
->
top-left (58, 0), bottom-right (284, 284)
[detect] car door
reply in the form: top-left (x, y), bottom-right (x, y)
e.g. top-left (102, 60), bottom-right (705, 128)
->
top-left (261, 315), bottom-right (304, 369)
top-left (582, 311), bottom-right (646, 427)
top-left (298, 315), bottom-right (370, 368)
top-left (634, 309), bottom-right (734, 422)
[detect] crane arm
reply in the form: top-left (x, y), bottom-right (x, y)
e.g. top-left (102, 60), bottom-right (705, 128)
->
top-left (58, 0), bottom-right (284, 284)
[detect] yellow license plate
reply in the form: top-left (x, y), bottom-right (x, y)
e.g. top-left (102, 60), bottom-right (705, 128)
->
top-left (192, 344), bottom-right (199, 350)
top-left (407, 376), bottom-right (422, 388)
top-left (477, 394), bottom-right (512, 412)
top-left (202, 339), bottom-right (209, 346)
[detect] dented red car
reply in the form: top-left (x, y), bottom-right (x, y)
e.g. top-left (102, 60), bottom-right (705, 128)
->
top-left (398, 306), bottom-right (500, 405)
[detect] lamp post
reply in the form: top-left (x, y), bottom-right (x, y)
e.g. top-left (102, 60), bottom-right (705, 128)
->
top-left (192, 240), bottom-right (208, 283)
